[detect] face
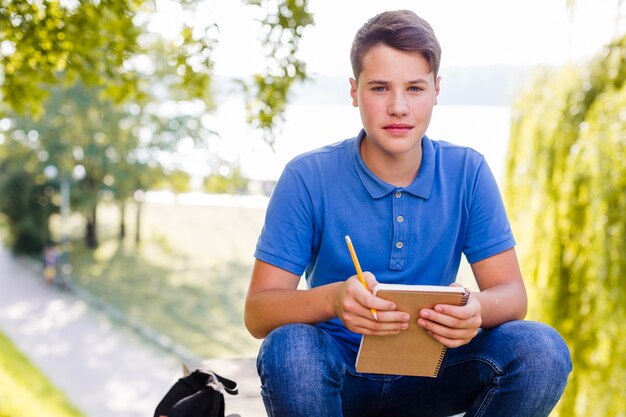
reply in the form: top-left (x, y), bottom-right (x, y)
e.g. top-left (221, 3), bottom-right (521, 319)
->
top-left (350, 44), bottom-right (440, 160)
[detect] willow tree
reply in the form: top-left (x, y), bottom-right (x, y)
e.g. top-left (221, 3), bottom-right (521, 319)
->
top-left (503, 35), bottom-right (625, 417)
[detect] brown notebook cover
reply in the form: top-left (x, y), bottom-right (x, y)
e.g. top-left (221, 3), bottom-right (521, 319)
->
top-left (355, 284), bottom-right (470, 377)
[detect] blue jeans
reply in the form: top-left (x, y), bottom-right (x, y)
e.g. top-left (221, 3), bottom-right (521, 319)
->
top-left (257, 321), bottom-right (571, 417)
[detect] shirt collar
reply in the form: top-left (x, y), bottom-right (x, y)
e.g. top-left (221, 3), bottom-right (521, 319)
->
top-left (351, 129), bottom-right (435, 200)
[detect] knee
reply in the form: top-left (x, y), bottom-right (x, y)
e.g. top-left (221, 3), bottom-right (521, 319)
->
top-left (499, 321), bottom-right (572, 386)
top-left (257, 324), bottom-right (343, 381)
top-left (510, 321), bottom-right (571, 370)
top-left (256, 324), bottom-right (345, 411)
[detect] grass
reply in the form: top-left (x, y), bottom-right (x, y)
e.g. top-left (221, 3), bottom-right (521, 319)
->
top-left (61, 198), bottom-right (267, 359)
top-left (0, 330), bottom-right (86, 417)
top-left (57, 196), bottom-right (478, 361)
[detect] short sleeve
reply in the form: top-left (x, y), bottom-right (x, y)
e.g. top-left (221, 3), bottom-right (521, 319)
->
top-left (463, 160), bottom-right (515, 264)
top-left (254, 164), bottom-right (315, 276)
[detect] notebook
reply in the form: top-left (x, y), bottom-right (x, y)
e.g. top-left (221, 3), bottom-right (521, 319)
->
top-left (355, 283), bottom-right (470, 377)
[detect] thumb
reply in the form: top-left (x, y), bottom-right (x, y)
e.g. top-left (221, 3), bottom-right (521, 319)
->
top-left (362, 271), bottom-right (378, 292)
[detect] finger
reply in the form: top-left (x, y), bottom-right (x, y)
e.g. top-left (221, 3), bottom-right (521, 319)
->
top-left (425, 329), bottom-right (471, 348)
top-left (417, 316), bottom-right (479, 343)
top-left (357, 327), bottom-right (406, 336)
top-left (433, 303), bottom-right (479, 321)
top-left (344, 315), bottom-right (400, 335)
top-left (347, 302), bottom-right (408, 326)
top-left (419, 308), bottom-right (471, 330)
top-left (369, 294), bottom-right (397, 312)
top-left (347, 276), bottom-right (396, 312)
top-left (352, 325), bottom-right (405, 336)
top-left (362, 271), bottom-right (378, 291)
top-left (376, 309), bottom-right (410, 322)
top-left (338, 284), bottom-right (395, 327)
top-left (349, 313), bottom-right (409, 335)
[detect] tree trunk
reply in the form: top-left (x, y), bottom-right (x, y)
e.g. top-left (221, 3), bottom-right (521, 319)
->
top-left (85, 204), bottom-right (98, 248)
top-left (119, 201), bottom-right (126, 240)
top-left (135, 195), bottom-right (143, 244)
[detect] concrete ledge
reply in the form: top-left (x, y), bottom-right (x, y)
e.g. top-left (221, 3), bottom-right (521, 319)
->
top-left (183, 357), bottom-right (265, 417)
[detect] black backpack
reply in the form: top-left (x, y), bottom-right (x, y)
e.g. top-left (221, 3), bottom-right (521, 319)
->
top-left (154, 369), bottom-right (238, 417)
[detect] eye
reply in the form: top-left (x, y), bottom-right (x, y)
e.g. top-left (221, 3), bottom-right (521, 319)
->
top-left (371, 86), bottom-right (386, 92)
top-left (408, 86), bottom-right (424, 92)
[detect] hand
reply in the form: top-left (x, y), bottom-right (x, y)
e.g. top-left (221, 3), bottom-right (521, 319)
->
top-left (416, 286), bottom-right (482, 348)
top-left (333, 272), bottom-right (410, 336)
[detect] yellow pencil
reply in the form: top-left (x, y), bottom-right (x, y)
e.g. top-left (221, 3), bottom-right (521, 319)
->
top-left (344, 235), bottom-right (378, 320)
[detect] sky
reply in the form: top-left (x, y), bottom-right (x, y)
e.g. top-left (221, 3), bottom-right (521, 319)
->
top-left (202, 0), bottom-right (625, 77)
top-left (148, 0), bottom-right (625, 182)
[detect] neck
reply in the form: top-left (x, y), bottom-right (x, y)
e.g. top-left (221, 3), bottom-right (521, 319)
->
top-left (360, 139), bottom-right (422, 188)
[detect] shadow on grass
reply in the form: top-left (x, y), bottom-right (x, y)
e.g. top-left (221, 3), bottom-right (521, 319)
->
top-left (69, 238), bottom-right (260, 359)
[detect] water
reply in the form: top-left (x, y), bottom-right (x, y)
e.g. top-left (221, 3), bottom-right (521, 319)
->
top-left (223, 102), bottom-right (511, 183)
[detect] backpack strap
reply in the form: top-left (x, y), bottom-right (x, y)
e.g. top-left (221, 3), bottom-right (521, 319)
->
top-left (212, 371), bottom-right (238, 395)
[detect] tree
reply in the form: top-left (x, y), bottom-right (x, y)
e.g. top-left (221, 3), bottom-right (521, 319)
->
top-left (0, 0), bottom-right (313, 252)
top-left (0, 0), bottom-right (143, 116)
top-left (203, 165), bottom-right (249, 194)
top-left (0, 140), bottom-right (55, 253)
top-left (0, 78), bottom-right (214, 248)
top-left (107, 159), bottom-right (164, 241)
top-left (503, 35), bottom-right (626, 417)
top-left (243, 0), bottom-right (314, 148)
top-left (1, 81), bottom-right (142, 248)
top-left (0, 0), bottom-right (313, 139)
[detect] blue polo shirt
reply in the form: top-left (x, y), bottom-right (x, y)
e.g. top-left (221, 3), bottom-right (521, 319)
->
top-left (254, 130), bottom-right (515, 352)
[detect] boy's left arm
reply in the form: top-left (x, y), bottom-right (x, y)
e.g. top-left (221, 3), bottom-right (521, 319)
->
top-left (417, 247), bottom-right (527, 348)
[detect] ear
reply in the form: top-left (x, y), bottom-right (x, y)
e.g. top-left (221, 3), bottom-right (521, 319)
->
top-left (349, 77), bottom-right (358, 107)
top-left (434, 75), bottom-right (441, 105)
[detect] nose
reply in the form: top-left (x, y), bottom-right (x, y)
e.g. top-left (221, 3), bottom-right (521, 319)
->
top-left (388, 91), bottom-right (409, 116)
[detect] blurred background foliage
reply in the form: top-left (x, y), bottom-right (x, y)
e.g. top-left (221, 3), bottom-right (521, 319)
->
top-left (243, 0), bottom-right (314, 148)
top-left (503, 34), bottom-right (625, 417)
top-left (0, 1), bottom-right (625, 416)
top-left (0, 0), bottom-right (313, 252)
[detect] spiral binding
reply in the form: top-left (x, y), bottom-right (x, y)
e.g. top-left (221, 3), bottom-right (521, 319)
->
top-left (433, 288), bottom-right (470, 377)
top-left (461, 288), bottom-right (471, 305)
top-left (433, 347), bottom-right (446, 377)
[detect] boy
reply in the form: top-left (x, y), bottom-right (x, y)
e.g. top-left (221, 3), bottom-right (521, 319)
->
top-left (245, 10), bottom-right (571, 417)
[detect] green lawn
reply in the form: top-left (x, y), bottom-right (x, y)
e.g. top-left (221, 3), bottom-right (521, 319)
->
top-left (0, 330), bottom-right (86, 417)
top-left (63, 199), bottom-right (267, 359)
top-left (59, 197), bottom-right (477, 361)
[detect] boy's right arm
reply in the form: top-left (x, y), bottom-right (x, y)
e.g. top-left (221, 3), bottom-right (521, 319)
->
top-left (244, 259), bottom-right (408, 339)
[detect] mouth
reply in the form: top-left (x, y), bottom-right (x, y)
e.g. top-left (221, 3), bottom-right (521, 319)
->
top-left (383, 124), bottom-right (413, 134)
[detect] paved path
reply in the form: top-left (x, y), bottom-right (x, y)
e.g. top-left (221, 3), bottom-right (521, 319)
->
top-left (0, 245), bottom-right (264, 417)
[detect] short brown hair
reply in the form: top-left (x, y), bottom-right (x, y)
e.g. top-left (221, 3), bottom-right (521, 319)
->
top-left (350, 10), bottom-right (442, 81)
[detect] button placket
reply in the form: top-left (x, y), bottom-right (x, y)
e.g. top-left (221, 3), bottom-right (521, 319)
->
top-left (390, 189), bottom-right (407, 270)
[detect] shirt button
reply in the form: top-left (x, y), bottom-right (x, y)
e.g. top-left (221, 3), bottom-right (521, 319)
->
top-left (395, 191), bottom-right (402, 198)
top-left (397, 215), bottom-right (404, 223)
top-left (396, 241), bottom-right (403, 249)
